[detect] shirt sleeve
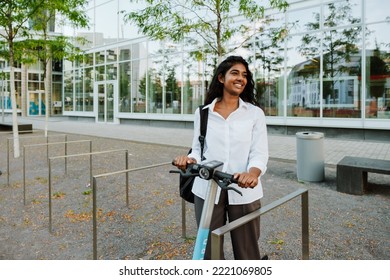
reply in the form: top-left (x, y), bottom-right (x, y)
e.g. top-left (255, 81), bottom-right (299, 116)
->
top-left (247, 108), bottom-right (269, 176)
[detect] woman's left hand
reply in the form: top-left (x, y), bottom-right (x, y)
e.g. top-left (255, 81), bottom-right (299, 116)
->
top-left (233, 172), bottom-right (258, 188)
top-left (233, 167), bottom-right (261, 188)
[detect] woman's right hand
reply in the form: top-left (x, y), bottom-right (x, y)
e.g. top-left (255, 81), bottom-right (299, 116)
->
top-left (173, 155), bottom-right (197, 170)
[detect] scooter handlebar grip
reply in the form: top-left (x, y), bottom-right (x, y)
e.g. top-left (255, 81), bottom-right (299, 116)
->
top-left (214, 170), bottom-right (238, 184)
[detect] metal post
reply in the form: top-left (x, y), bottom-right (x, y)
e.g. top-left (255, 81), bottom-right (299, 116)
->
top-left (181, 199), bottom-right (186, 238)
top-left (46, 134), bottom-right (49, 162)
top-left (7, 139), bottom-right (10, 186)
top-left (89, 140), bottom-right (92, 186)
top-left (89, 146), bottom-right (92, 188)
top-left (211, 230), bottom-right (223, 260)
top-left (93, 176), bottom-right (98, 260)
top-left (302, 190), bottom-right (309, 260)
top-left (125, 150), bottom-right (129, 207)
top-left (23, 146), bottom-right (26, 205)
top-left (49, 158), bottom-right (53, 232)
top-left (65, 135), bottom-right (68, 174)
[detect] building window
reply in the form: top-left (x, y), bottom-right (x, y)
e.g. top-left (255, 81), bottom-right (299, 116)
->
top-left (365, 22), bottom-right (390, 119)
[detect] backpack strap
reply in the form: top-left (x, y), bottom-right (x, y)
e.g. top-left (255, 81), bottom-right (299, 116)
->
top-left (198, 105), bottom-right (208, 161)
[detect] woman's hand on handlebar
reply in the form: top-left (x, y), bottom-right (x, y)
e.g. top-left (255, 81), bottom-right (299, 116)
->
top-left (173, 155), bottom-right (197, 170)
top-left (233, 167), bottom-right (261, 188)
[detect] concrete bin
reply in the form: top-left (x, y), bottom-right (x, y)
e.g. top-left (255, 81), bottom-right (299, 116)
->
top-left (296, 131), bottom-right (325, 182)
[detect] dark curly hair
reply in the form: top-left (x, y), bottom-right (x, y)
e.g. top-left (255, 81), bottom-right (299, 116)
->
top-left (204, 56), bottom-right (259, 106)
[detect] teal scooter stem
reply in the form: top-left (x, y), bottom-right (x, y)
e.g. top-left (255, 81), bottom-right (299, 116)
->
top-left (192, 178), bottom-right (219, 260)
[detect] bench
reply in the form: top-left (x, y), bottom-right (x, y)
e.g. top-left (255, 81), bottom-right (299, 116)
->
top-left (0, 122), bottom-right (33, 133)
top-left (337, 156), bottom-right (390, 195)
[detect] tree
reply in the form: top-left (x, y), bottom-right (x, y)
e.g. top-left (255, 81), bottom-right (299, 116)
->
top-left (362, 41), bottom-right (390, 109)
top-left (298, 0), bottom-right (364, 109)
top-left (167, 67), bottom-right (179, 101)
top-left (0, 0), bottom-right (45, 158)
top-left (26, 0), bottom-right (89, 136)
top-left (124, 0), bottom-right (289, 62)
top-left (244, 21), bottom-right (287, 113)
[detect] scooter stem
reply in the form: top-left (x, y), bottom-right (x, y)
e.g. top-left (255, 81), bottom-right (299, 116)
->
top-left (192, 179), bottom-right (219, 260)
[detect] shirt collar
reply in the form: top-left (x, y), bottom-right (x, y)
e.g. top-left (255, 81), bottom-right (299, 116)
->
top-left (203, 97), bottom-right (248, 111)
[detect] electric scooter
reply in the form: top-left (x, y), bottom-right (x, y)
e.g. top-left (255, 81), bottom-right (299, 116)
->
top-left (170, 160), bottom-right (242, 260)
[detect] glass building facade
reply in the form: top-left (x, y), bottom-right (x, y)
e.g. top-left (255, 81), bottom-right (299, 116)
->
top-left (1, 0), bottom-right (389, 130)
top-left (0, 58), bottom-right (63, 117)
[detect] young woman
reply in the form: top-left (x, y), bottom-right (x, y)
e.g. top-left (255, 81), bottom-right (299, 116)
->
top-left (173, 56), bottom-right (269, 259)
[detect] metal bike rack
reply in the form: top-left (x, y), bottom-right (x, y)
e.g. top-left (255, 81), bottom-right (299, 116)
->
top-left (6, 133), bottom-right (67, 186)
top-left (210, 188), bottom-right (309, 260)
top-left (91, 161), bottom-right (171, 260)
top-left (22, 140), bottom-right (92, 205)
top-left (48, 149), bottom-right (130, 233)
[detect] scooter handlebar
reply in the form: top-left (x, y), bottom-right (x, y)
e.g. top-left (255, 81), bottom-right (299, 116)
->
top-left (213, 170), bottom-right (238, 185)
top-left (169, 162), bottom-right (201, 177)
top-left (170, 160), bottom-right (239, 184)
top-left (170, 160), bottom-right (242, 196)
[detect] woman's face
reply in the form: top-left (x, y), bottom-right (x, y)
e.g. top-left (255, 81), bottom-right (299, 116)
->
top-left (218, 63), bottom-right (247, 97)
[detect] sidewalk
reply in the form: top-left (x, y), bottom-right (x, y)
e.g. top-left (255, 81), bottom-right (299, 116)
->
top-left (12, 116), bottom-right (390, 166)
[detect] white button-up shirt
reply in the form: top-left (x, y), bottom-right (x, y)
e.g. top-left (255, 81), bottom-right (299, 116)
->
top-left (189, 98), bottom-right (269, 205)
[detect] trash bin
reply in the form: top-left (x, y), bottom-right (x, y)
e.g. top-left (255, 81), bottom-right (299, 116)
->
top-left (296, 131), bottom-right (325, 182)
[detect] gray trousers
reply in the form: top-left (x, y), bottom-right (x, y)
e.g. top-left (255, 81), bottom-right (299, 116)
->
top-left (194, 190), bottom-right (261, 260)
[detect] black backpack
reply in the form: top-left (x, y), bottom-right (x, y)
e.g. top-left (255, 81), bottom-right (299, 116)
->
top-left (179, 105), bottom-right (209, 203)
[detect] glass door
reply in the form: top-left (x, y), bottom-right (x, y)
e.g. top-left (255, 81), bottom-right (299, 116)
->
top-left (28, 90), bottom-right (46, 116)
top-left (95, 81), bottom-right (116, 123)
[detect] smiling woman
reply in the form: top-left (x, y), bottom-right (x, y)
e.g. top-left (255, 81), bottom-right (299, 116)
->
top-left (172, 56), bottom-right (269, 260)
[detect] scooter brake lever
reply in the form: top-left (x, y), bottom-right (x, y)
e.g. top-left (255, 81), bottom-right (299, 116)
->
top-left (214, 179), bottom-right (243, 196)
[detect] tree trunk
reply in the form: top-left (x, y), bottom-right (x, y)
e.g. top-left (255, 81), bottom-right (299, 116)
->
top-left (44, 57), bottom-right (51, 137)
top-left (9, 42), bottom-right (20, 158)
